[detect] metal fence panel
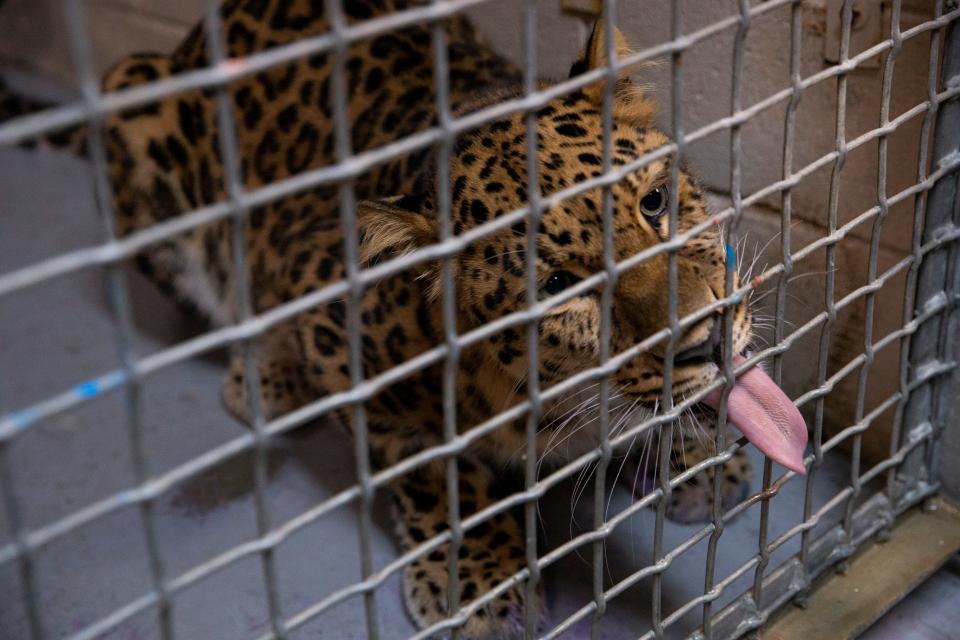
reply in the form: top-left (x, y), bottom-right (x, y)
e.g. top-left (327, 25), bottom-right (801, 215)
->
top-left (0, 0), bottom-right (958, 638)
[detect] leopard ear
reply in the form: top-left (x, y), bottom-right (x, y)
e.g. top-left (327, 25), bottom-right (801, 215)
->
top-left (358, 195), bottom-right (438, 266)
top-left (569, 20), bottom-right (656, 127)
top-left (358, 195), bottom-right (446, 298)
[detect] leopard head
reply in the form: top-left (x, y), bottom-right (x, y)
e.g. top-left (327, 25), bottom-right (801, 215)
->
top-left (359, 22), bottom-right (754, 463)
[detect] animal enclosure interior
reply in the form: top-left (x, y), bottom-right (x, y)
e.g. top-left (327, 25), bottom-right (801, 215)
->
top-left (1, 1), bottom-right (959, 639)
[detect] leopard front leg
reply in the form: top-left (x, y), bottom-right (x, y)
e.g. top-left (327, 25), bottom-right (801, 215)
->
top-left (664, 422), bottom-right (753, 524)
top-left (222, 322), bottom-right (315, 423)
top-left (617, 422), bottom-right (753, 525)
top-left (391, 456), bottom-right (544, 639)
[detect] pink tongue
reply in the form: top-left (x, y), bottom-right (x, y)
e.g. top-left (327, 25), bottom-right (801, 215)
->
top-left (703, 356), bottom-right (808, 474)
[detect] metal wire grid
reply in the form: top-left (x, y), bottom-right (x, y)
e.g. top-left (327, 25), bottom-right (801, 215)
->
top-left (0, 0), bottom-right (958, 638)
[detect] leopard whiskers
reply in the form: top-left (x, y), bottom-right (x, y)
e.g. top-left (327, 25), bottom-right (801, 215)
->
top-left (536, 385), bottom-right (629, 485)
top-left (540, 381), bottom-right (602, 426)
top-left (752, 312), bottom-right (795, 330)
top-left (565, 386), bottom-right (629, 526)
top-left (604, 395), bottom-right (650, 519)
top-left (506, 381), bottom-right (601, 466)
top-left (628, 418), bottom-right (661, 565)
top-left (734, 226), bottom-right (811, 284)
top-left (750, 268), bottom-right (839, 306)
top-left (536, 387), bottom-right (604, 464)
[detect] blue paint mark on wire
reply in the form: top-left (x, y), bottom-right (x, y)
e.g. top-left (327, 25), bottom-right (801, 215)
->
top-left (0, 369), bottom-right (128, 438)
top-left (725, 243), bottom-right (745, 305)
top-left (75, 381), bottom-right (101, 399)
top-left (71, 370), bottom-right (127, 401)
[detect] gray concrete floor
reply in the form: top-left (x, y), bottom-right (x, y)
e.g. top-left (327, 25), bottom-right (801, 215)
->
top-left (0, 84), bottom-right (948, 639)
top-left (861, 555), bottom-right (960, 640)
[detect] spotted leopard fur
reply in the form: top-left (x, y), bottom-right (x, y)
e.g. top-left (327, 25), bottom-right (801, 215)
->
top-left (3, 0), bottom-right (755, 635)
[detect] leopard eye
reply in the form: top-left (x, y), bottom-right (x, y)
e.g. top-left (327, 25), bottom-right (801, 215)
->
top-left (543, 271), bottom-right (581, 296)
top-left (639, 185), bottom-right (669, 221)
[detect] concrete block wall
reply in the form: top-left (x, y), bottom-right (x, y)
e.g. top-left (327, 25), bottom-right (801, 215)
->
top-left (0, 0), bottom-right (945, 468)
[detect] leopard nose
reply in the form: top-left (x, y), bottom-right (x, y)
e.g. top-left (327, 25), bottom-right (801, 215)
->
top-left (673, 319), bottom-right (721, 366)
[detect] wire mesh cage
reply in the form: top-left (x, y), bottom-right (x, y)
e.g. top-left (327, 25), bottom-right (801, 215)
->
top-left (0, 0), bottom-right (959, 638)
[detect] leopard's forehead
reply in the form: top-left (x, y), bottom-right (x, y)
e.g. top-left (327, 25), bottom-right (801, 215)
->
top-left (453, 95), bottom-right (670, 182)
top-left (448, 92), bottom-right (710, 253)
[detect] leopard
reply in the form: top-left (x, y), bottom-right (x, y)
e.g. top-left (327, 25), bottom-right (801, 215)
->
top-left (1, 0), bottom-right (757, 636)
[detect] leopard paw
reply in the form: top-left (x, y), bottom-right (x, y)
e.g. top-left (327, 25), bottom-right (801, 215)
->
top-left (403, 549), bottom-right (545, 640)
top-left (393, 462), bottom-right (546, 639)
